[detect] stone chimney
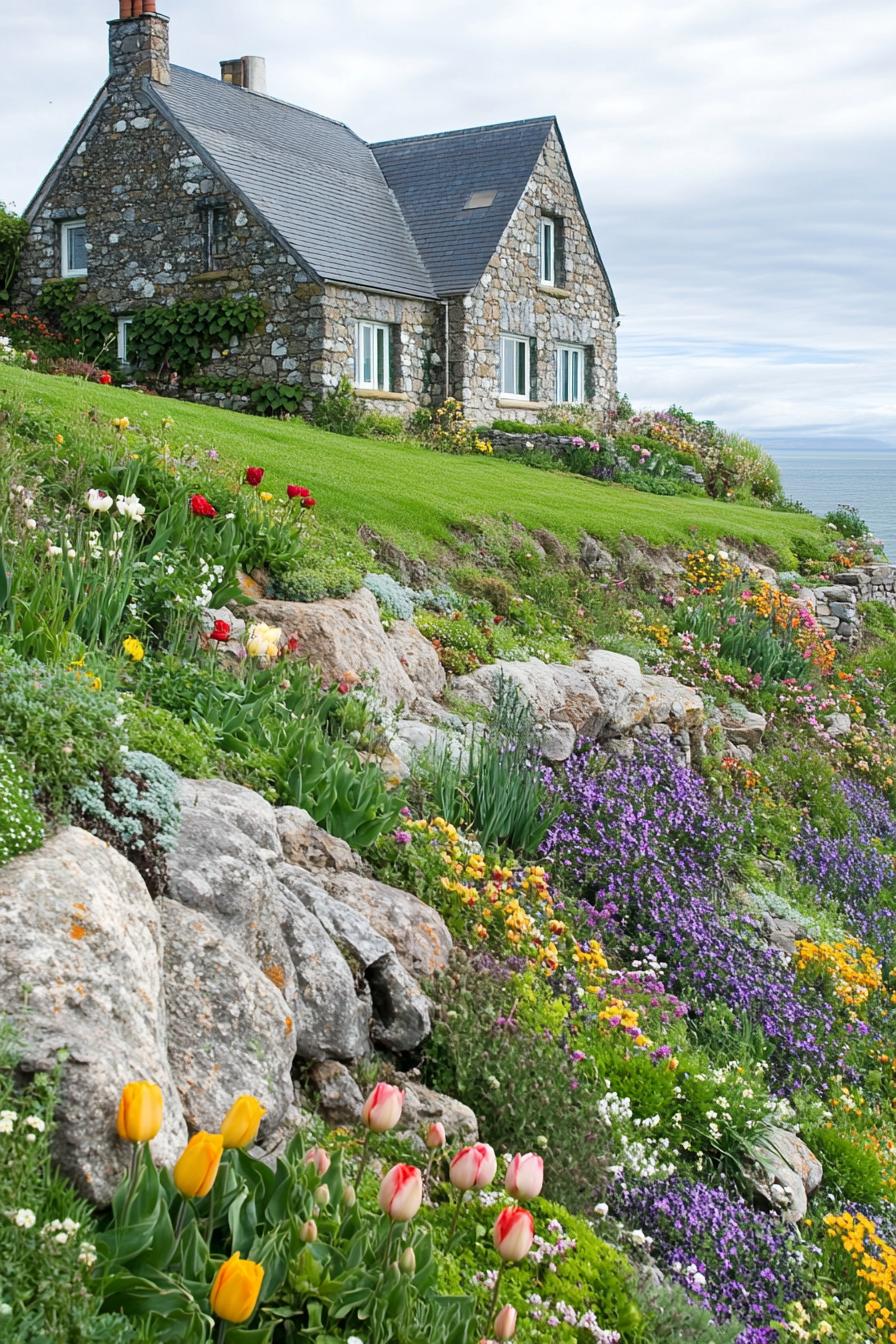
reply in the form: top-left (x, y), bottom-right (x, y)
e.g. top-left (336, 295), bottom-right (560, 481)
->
top-left (109, 2), bottom-right (170, 87)
top-left (220, 56), bottom-right (267, 93)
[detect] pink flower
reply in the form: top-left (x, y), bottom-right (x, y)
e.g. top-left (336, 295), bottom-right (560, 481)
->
top-left (494, 1304), bottom-right (518, 1340)
top-left (504, 1152), bottom-right (544, 1200)
top-left (378, 1163), bottom-right (423, 1222)
top-left (361, 1082), bottom-right (404, 1133)
top-left (425, 1122), bottom-right (446, 1150)
top-left (493, 1206), bottom-right (535, 1261)
top-left (304, 1146), bottom-right (330, 1176)
top-left (449, 1142), bottom-right (497, 1191)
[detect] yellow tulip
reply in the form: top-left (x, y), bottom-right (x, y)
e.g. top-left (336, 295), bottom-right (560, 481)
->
top-left (173, 1131), bottom-right (223, 1198)
top-left (115, 1081), bottom-right (163, 1143)
top-left (220, 1094), bottom-right (266, 1150)
top-left (210, 1252), bottom-right (264, 1324)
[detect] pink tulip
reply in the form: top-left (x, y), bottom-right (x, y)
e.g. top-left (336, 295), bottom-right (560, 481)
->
top-left (504, 1152), bottom-right (543, 1200)
top-left (494, 1304), bottom-right (518, 1340)
top-left (425, 1122), bottom-right (446, 1150)
top-left (361, 1082), bottom-right (404, 1134)
top-left (493, 1206), bottom-right (535, 1261)
top-left (378, 1163), bottom-right (423, 1222)
top-left (304, 1146), bottom-right (331, 1176)
top-left (449, 1142), bottom-right (497, 1191)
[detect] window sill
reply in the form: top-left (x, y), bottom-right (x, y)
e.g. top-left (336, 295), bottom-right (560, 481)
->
top-left (354, 388), bottom-right (408, 402)
top-left (193, 269), bottom-right (238, 282)
top-left (537, 284), bottom-right (571, 298)
top-left (497, 397), bottom-right (548, 411)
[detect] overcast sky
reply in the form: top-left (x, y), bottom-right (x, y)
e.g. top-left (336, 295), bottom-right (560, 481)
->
top-left (4, 0), bottom-right (895, 439)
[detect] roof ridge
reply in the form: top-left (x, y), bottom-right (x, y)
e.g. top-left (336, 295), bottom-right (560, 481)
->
top-left (371, 115), bottom-right (555, 149)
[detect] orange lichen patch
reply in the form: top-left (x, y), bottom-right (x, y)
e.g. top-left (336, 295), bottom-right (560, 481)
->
top-left (263, 962), bottom-right (286, 991)
top-left (284, 1016), bottom-right (294, 1036)
top-left (70, 923), bottom-right (87, 940)
top-left (73, 902), bottom-right (88, 915)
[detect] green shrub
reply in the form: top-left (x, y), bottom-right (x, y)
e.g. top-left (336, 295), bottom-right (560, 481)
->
top-left (824, 503), bottom-right (869, 539)
top-left (415, 608), bottom-right (496, 674)
top-left (363, 572), bottom-right (414, 620)
top-left (72, 750), bottom-right (181, 899)
top-left (491, 419), bottom-right (590, 437)
top-left (0, 655), bottom-right (126, 819)
top-left (859, 600), bottom-right (896, 641)
top-left (122, 696), bottom-right (217, 778)
top-left (0, 1024), bottom-right (131, 1341)
top-left (311, 375), bottom-right (366, 436)
top-left (0, 748), bottom-right (44, 866)
top-left (802, 1124), bottom-right (883, 1204)
top-left (359, 410), bottom-right (406, 439)
top-left (268, 522), bottom-right (366, 602)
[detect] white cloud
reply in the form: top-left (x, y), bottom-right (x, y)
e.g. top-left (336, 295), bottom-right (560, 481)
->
top-left (3, 0), bottom-right (894, 436)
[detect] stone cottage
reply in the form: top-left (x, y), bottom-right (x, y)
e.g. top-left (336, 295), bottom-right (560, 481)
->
top-left (16, 1), bottom-right (619, 424)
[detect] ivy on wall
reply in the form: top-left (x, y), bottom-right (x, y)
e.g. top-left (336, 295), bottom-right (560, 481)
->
top-left (0, 203), bottom-right (31, 303)
top-left (129, 296), bottom-right (265, 375)
top-left (36, 280), bottom-right (117, 361)
top-left (189, 373), bottom-right (309, 418)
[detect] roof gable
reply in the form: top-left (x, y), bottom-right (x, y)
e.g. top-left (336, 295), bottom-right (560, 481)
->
top-left (371, 118), bottom-right (555, 296)
top-left (150, 67), bottom-right (435, 298)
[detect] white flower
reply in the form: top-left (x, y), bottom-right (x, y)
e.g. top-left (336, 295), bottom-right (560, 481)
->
top-left (593, 1202), bottom-right (609, 1218)
top-left (629, 1228), bottom-right (648, 1246)
top-left (0, 1110), bottom-right (17, 1134)
top-left (25, 518), bottom-right (36, 530)
top-left (116, 493), bottom-right (145, 523)
top-left (46, 544), bottom-right (63, 557)
top-left (13, 1208), bottom-right (36, 1229)
top-left (85, 488), bottom-right (113, 513)
top-left (78, 1242), bottom-right (97, 1268)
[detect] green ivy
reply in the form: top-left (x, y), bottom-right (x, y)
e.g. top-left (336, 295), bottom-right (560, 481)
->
top-left (129, 296), bottom-right (265, 376)
top-left (0, 202), bottom-right (28, 302)
top-left (35, 279), bottom-right (117, 361)
top-left (191, 372), bottom-right (308, 418)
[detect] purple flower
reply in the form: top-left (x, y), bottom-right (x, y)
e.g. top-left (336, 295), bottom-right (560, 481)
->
top-left (392, 829), bottom-right (412, 846)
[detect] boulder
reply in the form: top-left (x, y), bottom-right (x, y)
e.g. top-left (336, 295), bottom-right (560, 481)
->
top-left (0, 829), bottom-right (187, 1203)
top-left (390, 718), bottom-right (470, 773)
top-left (244, 589), bottom-right (416, 709)
top-left (580, 534), bottom-right (614, 575)
top-left (747, 1125), bottom-right (822, 1224)
top-left (308, 1060), bottom-right (365, 1126)
top-left (388, 620), bottom-right (447, 703)
top-left (319, 872), bottom-right (453, 982)
top-left (276, 865), bottom-right (432, 1053)
top-left (159, 899), bottom-right (296, 1135)
top-left (275, 806), bottom-right (367, 876)
top-left (720, 703), bottom-right (767, 748)
top-left (396, 1078), bottom-right (478, 1143)
top-left (577, 650), bottom-right (652, 735)
top-left (642, 675), bottom-right (705, 731)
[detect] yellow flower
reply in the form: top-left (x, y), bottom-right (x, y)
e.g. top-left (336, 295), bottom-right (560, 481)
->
top-left (116, 1081), bottom-right (163, 1143)
top-left (210, 1253), bottom-right (264, 1324)
top-left (259, 491), bottom-right (273, 503)
top-left (122, 636), bottom-right (145, 662)
top-left (245, 622), bottom-right (282, 660)
top-left (55, 434), bottom-right (64, 445)
top-left (173, 1131), bottom-right (223, 1198)
top-left (111, 416), bottom-right (130, 431)
top-left (221, 1095), bottom-right (266, 1150)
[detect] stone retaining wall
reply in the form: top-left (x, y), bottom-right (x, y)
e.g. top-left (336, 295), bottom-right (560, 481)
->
top-left (810, 564), bottom-right (896, 642)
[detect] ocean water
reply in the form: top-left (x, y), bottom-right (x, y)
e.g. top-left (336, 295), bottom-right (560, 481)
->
top-left (758, 437), bottom-right (896, 561)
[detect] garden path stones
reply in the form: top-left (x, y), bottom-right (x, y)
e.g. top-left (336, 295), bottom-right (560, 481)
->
top-left (0, 827), bottom-right (187, 1203)
top-left (159, 898), bottom-right (296, 1135)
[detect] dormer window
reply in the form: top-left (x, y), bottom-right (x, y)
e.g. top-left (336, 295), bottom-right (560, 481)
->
top-left (538, 217), bottom-right (555, 287)
top-left (60, 220), bottom-right (87, 278)
top-left (203, 204), bottom-right (229, 268)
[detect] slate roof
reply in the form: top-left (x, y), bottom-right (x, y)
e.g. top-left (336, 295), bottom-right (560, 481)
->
top-left (372, 118), bottom-right (556, 296)
top-left (147, 66), bottom-right (436, 298)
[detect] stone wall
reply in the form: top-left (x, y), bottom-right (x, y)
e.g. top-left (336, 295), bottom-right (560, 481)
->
top-left (446, 125), bottom-right (617, 426)
top-left (319, 285), bottom-right (436, 413)
top-left (809, 564), bottom-right (896, 643)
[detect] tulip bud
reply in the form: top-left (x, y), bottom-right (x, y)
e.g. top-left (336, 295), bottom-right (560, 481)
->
top-left (449, 1142), bottom-right (497, 1192)
top-left (314, 1184), bottom-right (330, 1208)
top-left (304, 1146), bottom-right (331, 1176)
top-left (399, 1246), bottom-right (416, 1275)
top-left (378, 1164), bottom-right (423, 1222)
top-left (504, 1152), bottom-right (544, 1201)
top-left (494, 1304), bottom-right (518, 1340)
top-left (300, 1218), bottom-right (318, 1243)
top-left (361, 1082), bottom-right (404, 1134)
top-left (220, 1095), bottom-right (266, 1150)
top-left (342, 1184), bottom-right (357, 1208)
top-left (116, 1081), bottom-right (163, 1144)
top-left (209, 1252), bottom-right (264, 1325)
top-left (493, 1206), bottom-right (535, 1262)
top-left (425, 1121), bottom-right (446, 1150)
top-left (173, 1131), bottom-right (224, 1199)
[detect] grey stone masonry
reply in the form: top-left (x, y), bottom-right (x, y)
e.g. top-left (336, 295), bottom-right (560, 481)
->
top-left (809, 564), bottom-right (896, 643)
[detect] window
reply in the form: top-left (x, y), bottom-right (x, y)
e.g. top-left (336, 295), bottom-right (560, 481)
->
top-left (355, 321), bottom-right (392, 391)
top-left (538, 217), bottom-right (555, 286)
top-left (60, 220), bottom-right (87, 278)
top-left (203, 205), bottom-right (229, 268)
top-left (117, 317), bottom-right (133, 368)
top-left (464, 190), bottom-right (496, 210)
top-left (555, 344), bottom-right (585, 403)
top-left (500, 334), bottom-right (530, 399)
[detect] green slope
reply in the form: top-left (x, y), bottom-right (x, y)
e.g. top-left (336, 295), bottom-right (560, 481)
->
top-left (0, 365), bottom-right (824, 562)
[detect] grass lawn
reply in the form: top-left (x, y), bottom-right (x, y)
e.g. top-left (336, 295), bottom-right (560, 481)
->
top-left (0, 365), bottom-right (825, 563)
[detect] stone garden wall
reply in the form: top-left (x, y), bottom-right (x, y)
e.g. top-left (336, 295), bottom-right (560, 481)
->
top-left (808, 564), bottom-right (896, 643)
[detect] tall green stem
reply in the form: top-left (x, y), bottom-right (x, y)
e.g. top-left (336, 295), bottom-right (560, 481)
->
top-left (488, 1263), bottom-right (506, 1329)
top-left (355, 1130), bottom-right (372, 1189)
top-left (448, 1187), bottom-right (465, 1239)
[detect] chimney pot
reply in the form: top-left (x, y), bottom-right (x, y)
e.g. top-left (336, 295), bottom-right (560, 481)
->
top-left (220, 55), bottom-right (267, 93)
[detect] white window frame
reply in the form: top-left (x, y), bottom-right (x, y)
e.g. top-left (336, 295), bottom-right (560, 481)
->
top-left (354, 320), bottom-right (392, 391)
top-left (555, 343), bottom-right (585, 404)
top-left (117, 317), bottom-right (133, 368)
top-left (539, 216), bottom-right (555, 287)
top-left (60, 220), bottom-right (88, 278)
top-left (500, 333), bottom-right (530, 400)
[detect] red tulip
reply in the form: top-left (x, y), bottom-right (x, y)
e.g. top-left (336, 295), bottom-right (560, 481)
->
top-left (493, 1206), bottom-right (535, 1261)
top-left (449, 1142), bottom-right (497, 1191)
top-left (378, 1163), bottom-right (423, 1222)
top-left (504, 1153), bottom-right (543, 1200)
top-left (300, 495), bottom-right (316, 509)
top-left (286, 484), bottom-right (308, 499)
top-left (361, 1082), bottom-right (404, 1133)
top-left (245, 467), bottom-right (264, 486)
top-left (99, 371), bottom-right (112, 385)
top-left (209, 619), bottom-right (231, 642)
top-left (494, 1305), bottom-right (518, 1340)
top-left (190, 494), bottom-right (217, 518)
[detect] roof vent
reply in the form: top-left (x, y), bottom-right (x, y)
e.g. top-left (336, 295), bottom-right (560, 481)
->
top-left (220, 56), bottom-right (267, 93)
top-left (464, 190), bottom-right (496, 210)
